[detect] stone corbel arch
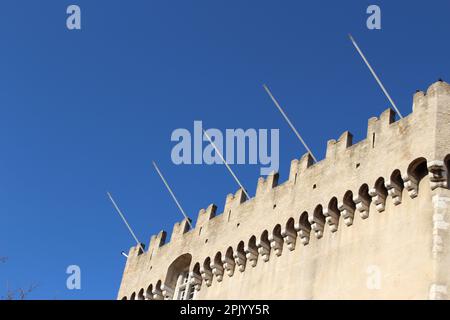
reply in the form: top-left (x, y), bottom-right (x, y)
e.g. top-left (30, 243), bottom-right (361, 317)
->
top-left (295, 211), bottom-right (311, 245)
top-left (234, 241), bottom-right (247, 272)
top-left (282, 218), bottom-right (297, 250)
top-left (310, 205), bottom-right (325, 238)
top-left (354, 184), bottom-right (371, 219)
top-left (190, 263), bottom-right (202, 291)
top-left (403, 157), bottom-right (428, 198)
top-left (137, 288), bottom-right (145, 300)
top-left (245, 236), bottom-right (259, 267)
top-left (323, 197), bottom-right (340, 232)
top-left (385, 169), bottom-right (404, 205)
top-left (339, 191), bottom-right (356, 225)
top-left (222, 247), bottom-right (236, 276)
top-left (211, 252), bottom-right (224, 282)
top-left (269, 224), bottom-right (284, 256)
top-left (369, 178), bottom-right (388, 212)
top-left (257, 230), bottom-right (271, 262)
top-left (200, 257), bottom-right (213, 287)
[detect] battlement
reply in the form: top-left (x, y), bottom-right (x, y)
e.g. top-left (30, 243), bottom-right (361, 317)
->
top-left (118, 80), bottom-right (450, 300)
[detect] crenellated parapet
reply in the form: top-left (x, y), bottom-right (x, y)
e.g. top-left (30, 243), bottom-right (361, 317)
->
top-left (118, 80), bottom-right (450, 300)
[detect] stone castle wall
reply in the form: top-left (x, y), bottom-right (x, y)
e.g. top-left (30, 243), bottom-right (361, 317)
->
top-left (117, 80), bottom-right (450, 300)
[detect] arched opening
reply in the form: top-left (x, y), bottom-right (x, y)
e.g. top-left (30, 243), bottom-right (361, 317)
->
top-left (311, 205), bottom-right (325, 238)
top-left (130, 292), bottom-right (136, 300)
top-left (391, 170), bottom-right (404, 189)
top-left (193, 262), bottom-right (201, 276)
top-left (328, 197), bottom-right (338, 213)
top-left (137, 288), bottom-right (145, 300)
top-left (260, 230), bottom-right (269, 241)
top-left (225, 247), bottom-right (233, 260)
top-left (121, 296), bottom-right (127, 300)
top-left (370, 178), bottom-right (388, 212)
top-left (246, 235), bottom-right (259, 266)
top-left (285, 218), bottom-right (295, 233)
top-left (214, 252), bottom-right (222, 266)
top-left (408, 158), bottom-right (428, 182)
top-left (164, 253), bottom-right (193, 300)
top-left (270, 224), bottom-right (284, 255)
top-left (374, 178), bottom-right (388, 196)
top-left (189, 262), bottom-right (202, 292)
top-left (222, 247), bottom-right (235, 275)
top-left (237, 241), bottom-right (245, 256)
top-left (325, 197), bottom-right (340, 232)
top-left (145, 284), bottom-right (153, 300)
top-left (258, 230), bottom-right (270, 259)
top-left (210, 252), bottom-right (224, 281)
top-left (388, 169), bottom-right (404, 205)
top-left (356, 183), bottom-right (371, 218)
top-left (340, 191), bottom-right (356, 225)
top-left (248, 235), bottom-right (257, 251)
top-left (234, 240), bottom-right (247, 272)
top-left (359, 184), bottom-right (370, 203)
top-left (298, 211), bottom-right (311, 245)
top-left (272, 224), bottom-right (282, 239)
top-left (299, 212), bottom-right (310, 230)
top-left (201, 257), bottom-right (213, 286)
top-left (283, 218), bottom-right (297, 249)
top-left (403, 157), bottom-right (429, 197)
top-left (203, 257), bottom-right (211, 271)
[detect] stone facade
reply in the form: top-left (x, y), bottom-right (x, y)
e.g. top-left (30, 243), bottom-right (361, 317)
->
top-left (118, 80), bottom-right (450, 300)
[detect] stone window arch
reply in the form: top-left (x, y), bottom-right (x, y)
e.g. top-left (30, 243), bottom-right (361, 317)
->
top-left (225, 247), bottom-right (234, 260)
top-left (270, 224), bottom-right (284, 256)
top-left (222, 247), bottom-right (236, 276)
top-left (164, 253), bottom-right (193, 300)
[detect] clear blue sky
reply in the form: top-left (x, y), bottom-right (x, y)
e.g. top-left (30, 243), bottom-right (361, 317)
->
top-left (1, 0), bottom-right (449, 299)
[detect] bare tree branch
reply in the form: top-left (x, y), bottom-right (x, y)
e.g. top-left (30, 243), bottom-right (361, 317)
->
top-left (1, 257), bottom-right (38, 300)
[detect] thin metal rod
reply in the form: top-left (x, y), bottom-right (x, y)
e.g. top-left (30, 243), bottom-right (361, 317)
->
top-left (107, 192), bottom-right (145, 253)
top-left (202, 129), bottom-right (251, 200)
top-left (348, 34), bottom-right (403, 119)
top-left (152, 161), bottom-right (193, 229)
top-left (262, 84), bottom-right (318, 163)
